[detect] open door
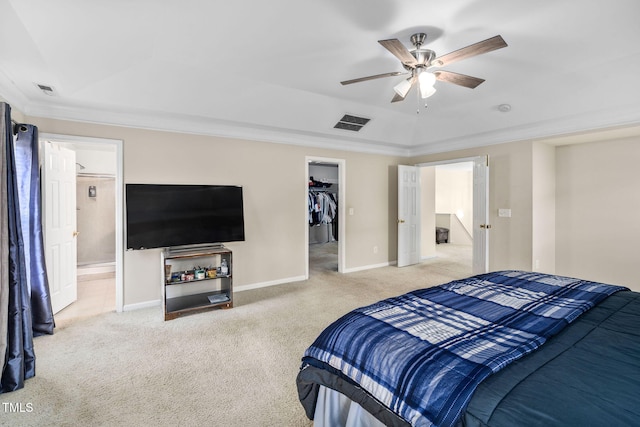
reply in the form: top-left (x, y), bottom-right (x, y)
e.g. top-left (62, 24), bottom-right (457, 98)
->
top-left (42, 142), bottom-right (78, 314)
top-left (397, 165), bottom-right (421, 267)
top-left (472, 156), bottom-right (489, 274)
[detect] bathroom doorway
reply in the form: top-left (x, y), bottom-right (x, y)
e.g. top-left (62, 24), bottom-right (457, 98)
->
top-left (40, 133), bottom-right (123, 321)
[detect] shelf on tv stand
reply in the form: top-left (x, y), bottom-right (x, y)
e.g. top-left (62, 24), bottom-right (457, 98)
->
top-left (165, 274), bottom-right (231, 286)
top-left (162, 245), bottom-right (233, 321)
top-left (164, 290), bottom-right (231, 321)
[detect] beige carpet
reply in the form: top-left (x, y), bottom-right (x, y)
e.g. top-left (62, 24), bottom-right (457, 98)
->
top-left (2, 244), bottom-right (471, 426)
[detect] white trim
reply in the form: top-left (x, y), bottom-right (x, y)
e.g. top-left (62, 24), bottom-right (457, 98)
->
top-left (124, 274), bottom-right (308, 309)
top-left (123, 299), bottom-right (161, 312)
top-left (123, 276), bottom-right (308, 310)
top-left (343, 261), bottom-right (394, 273)
top-left (77, 263), bottom-right (115, 275)
top-left (414, 156), bottom-right (483, 272)
top-left (26, 103), bottom-right (412, 157)
top-left (409, 106), bottom-right (640, 156)
top-left (39, 133), bottom-right (121, 147)
top-left (234, 275), bottom-right (307, 292)
top-left (40, 132), bottom-right (125, 313)
top-left (9, 87), bottom-right (640, 158)
top-left (415, 156), bottom-right (481, 168)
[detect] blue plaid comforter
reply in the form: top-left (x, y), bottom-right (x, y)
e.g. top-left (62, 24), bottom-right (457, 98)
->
top-left (303, 271), bottom-right (627, 427)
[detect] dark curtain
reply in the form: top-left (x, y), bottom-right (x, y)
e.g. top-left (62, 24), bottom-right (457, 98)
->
top-left (15, 124), bottom-right (55, 336)
top-left (1, 102), bottom-right (54, 394)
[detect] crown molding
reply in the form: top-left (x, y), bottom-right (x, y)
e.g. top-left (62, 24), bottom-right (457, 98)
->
top-left (408, 104), bottom-right (640, 156)
top-left (6, 95), bottom-right (640, 159)
top-left (0, 72), bottom-right (30, 114)
top-left (23, 101), bottom-right (414, 157)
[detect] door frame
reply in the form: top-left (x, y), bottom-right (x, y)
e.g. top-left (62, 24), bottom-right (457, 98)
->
top-left (305, 156), bottom-right (346, 277)
top-left (40, 133), bottom-right (124, 312)
top-left (416, 155), bottom-right (489, 273)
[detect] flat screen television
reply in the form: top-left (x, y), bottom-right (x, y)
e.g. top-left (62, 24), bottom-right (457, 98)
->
top-left (126, 184), bottom-right (245, 250)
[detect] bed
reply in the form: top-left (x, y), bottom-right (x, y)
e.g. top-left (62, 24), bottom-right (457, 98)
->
top-left (297, 270), bottom-right (640, 426)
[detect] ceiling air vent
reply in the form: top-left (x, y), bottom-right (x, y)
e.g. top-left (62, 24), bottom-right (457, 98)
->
top-left (35, 83), bottom-right (56, 96)
top-left (334, 114), bottom-right (370, 132)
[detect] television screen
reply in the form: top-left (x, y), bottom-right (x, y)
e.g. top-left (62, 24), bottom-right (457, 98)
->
top-left (126, 184), bottom-right (245, 250)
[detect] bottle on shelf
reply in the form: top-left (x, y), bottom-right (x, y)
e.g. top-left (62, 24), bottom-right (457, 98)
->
top-left (220, 258), bottom-right (229, 276)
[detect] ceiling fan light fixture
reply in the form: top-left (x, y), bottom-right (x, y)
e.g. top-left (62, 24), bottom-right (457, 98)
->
top-left (393, 78), bottom-right (413, 98)
top-left (417, 70), bottom-right (436, 88)
top-left (419, 85), bottom-right (437, 99)
top-left (417, 69), bottom-right (437, 98)
top-left (342, 33), bottom-right (507, 106)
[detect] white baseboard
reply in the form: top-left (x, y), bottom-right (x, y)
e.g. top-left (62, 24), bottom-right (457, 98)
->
top-left (120, 277), bottom-right (308, 312)
top-left (343, 261), bottom-right (394, 273)
top-left (78, 262), bottom-right (116, 275)
top-left (122, 266), bottom-right (403, 310)
top-left (234, 275), bottom-right (307, 292)
top-left (123, 299), bottom-right (161, 312)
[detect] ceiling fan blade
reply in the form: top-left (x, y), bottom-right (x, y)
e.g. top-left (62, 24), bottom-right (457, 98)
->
top-left (435, 71), bottom-right (485, 89)
top-left (378, 39), bottom-right (418, 67)
top-left (431, 35), bottom-right (507, 68)
top-left (341, 71), bottom-right (407, 85)
top-left (391, 93), bottom-right (405, 103)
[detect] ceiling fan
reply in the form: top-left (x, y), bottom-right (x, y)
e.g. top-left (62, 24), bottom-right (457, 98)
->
top-left (341, 33), bottom-right (507, 104)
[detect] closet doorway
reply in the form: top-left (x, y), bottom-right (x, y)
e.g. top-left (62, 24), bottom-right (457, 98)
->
top-left (305, 157), bottom-right (345, 277)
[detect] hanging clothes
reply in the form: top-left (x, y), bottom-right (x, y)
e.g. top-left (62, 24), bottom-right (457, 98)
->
top-left (309, 190), bottom-right (338, 244)
top-left (308, 191), bottom-right (337, 225)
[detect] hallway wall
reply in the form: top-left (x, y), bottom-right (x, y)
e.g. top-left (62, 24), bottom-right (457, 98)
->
top-left (555, 137), bottom-right (640, 289)
top-left (76, 176), bottom-right (116, 265)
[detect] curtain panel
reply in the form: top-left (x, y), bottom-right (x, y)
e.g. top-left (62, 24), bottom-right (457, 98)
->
top-left (15, 124), bottom-right (55, 336)
top-left (0, 103), bottom-right (10, 390)
top-left (1, 102), bottom-right (54, 394)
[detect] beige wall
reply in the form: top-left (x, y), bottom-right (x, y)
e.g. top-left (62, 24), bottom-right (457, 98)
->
top-left (415, 136), bottom-right (639, 290)
top-left (420, 167), bottom-right (436, 259)
top-left (76, 176), bottom-right (116, 265)
top-left (531, 142), bottom-right (556, 273)
top-left (435, 167), bottom-right (473, 235)
top-left (24, 112), bottom-right (639, 306)
top-left (555, 137), bottom-right (640, 290)
top-left (27, 116), bottom-right (403, 308)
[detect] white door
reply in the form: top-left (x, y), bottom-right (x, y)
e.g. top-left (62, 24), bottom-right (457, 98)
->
top-left (397, 165), bottom-right (421, 267)
top-left (43, 142), bottom-right (78, 314)
top-left (472, 156), bottom-right (489, 274)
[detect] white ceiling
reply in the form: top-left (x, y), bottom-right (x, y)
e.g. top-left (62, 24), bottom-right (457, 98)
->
top-left (1, 0), bottom-right (640, 156)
